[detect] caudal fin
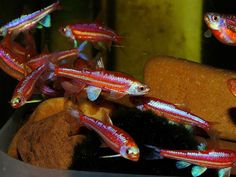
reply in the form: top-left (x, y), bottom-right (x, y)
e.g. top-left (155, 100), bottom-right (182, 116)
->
top-left (77, 41), bottom-right (89, 60)
top-left (143, 145), bottom-right (163, 160)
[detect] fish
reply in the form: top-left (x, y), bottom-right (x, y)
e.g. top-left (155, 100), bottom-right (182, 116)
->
top-left (129, 96), bottom-right (210, 132)
top-left (204, 12), bottom-right (236, 45)
top-left (59, 23), bottom-right (122, 47)
top-left (227, 78), bottom-right (236, 97)
top-left (26, 41), bottom-right (88, 70)
top-left (54, 67), bottom-right (150, 101)
top-left (10, 64), bottom-right (46, 108)
top-left (1, 32), bottom-right (37, 61)
top-left (145, 145), bottom-right (236, 177)
top-left (69, 108), bottom-right (140, 161)
top-left (0, 44), bottom-right (31, 80)
top-left (0, 1), bottom-right (60, 37)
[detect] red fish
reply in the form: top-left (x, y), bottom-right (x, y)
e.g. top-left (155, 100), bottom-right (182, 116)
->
top-left (10, 64), bottom-right (46, 108)
top-left (1, 32), bottom-right (37, 61)
top-left (227, 78), bottom-right (236, 97)
top-left (0, 44), bottom-right (31, 80)
top-left (54, 67), bottom-right (150, 101)
top-left (69, 108), bottom-right (140, 161)
top-left (204, 13), bottom-right (236, 45)
top-left (146, 145), bottom-right (236, 177)
top-left (0, 2), bottom-right (60, 37)
top-left (27, 41), bottom-right (88, 70)
top-left (59, 23), bottom-right (122, 47)
top-left (130, 96), bottom-right (210, 132)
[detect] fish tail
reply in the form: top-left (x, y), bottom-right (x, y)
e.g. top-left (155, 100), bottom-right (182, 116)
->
top-left (50, 1), bottom-right (61, 11)
top-left (54, 1), bottom-right (61, 10)
top-left (42, 62), bottom-right (56, 80)
top-left (143, 145), bottom-right (163, 160)
top-left (40, 84), bottom-right (59, 97)
top-left (114, 35), bottom-right (124, 44)
top-left (77, 41), bottom-right (89, 60)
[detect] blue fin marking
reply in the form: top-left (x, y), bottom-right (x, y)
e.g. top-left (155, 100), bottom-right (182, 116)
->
top-left (78, 41), bottom-right (88, 52)
top-left (176, 161), bottom-right (191, 169)
top-left (78, 53), bottom-right (88, 61)
top-left (191, 166), bottom-right (207, 177)
top-left (77, 41), bottom-right (89, 60)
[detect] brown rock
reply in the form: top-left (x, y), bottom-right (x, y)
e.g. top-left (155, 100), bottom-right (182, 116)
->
top-left (17, 111), bottom-right (85, 169)
top-left (8, 97), bottom-right (113, 169)
top-left (144, 56), bottom-right (236, 141)
top-left (8, 97), bottom-right (66, 159)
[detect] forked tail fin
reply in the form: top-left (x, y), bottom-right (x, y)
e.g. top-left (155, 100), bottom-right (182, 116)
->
top-left (143, 145), bottom-right (163, 160)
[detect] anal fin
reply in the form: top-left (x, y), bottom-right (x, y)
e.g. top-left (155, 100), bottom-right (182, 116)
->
top-left (191, 166), bottom-right (207, 177)
top-left (176, 161), bottom-right (191, 169)
top-left (218, 167), bottom-right (231, 177)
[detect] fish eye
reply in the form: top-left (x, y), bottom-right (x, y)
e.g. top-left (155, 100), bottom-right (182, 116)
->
top-left (11, 97), bottom-right (21, 106)
top-left (138, 86), bottom-right (145, 92)
top-left (212, 15), bottom-right (219, 22)
top-left (126, 148), bottom-right (133, 155)
top-left (15, 97), bottom-right (21, 104)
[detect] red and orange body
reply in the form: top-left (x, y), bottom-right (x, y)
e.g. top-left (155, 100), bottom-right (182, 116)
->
top-left (54, 67), bottom-right (149, 97)
top-left (69, 110), bottom-right (140, 161)
top-left (160, 149), bottom-right (236, 169)
top-left (1, 32), bottom-right (37, 61)
top-left (130, 96), bottom-right (210, 131)
top-left (0, 2), bottom-right (60, 36)
top-left (0, 44), bottom-right (30, 80)
top-left (11, 64), bottom-right (46, 108)
top-left (60, 23), bottom-right (122, 47)
top-left (204, 13), bottom-right (236, 45)
top-left (27, 48), bottom-right (79, 70)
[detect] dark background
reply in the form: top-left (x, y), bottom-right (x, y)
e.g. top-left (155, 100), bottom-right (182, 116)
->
top-left (1, 0), bottom-right (236, 128)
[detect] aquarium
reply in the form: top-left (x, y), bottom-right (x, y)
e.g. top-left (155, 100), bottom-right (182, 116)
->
top-left (0, 1), bottom-right (236, 177)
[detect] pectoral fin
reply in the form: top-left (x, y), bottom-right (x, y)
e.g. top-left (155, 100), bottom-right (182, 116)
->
top-left (86, 86), bottom-right (102, 101)
top-left (218, 167), bottom-right (231, 177)
top-left (176, 161), bottom-right (191, 169)
top-left (191, 166), bottom-right (207, 177)
top-left (25, 99), bottom-right (42, 104)
top-left (100, 154), bottom-right (121, 158)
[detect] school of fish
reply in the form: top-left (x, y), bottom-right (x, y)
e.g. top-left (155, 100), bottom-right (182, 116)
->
top-left (0, 2), bottom-right (235, 176)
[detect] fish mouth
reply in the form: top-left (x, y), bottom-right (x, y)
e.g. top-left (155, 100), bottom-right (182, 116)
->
top-left (142, 86), bottom-right (150, 94)
top-left (130, 152), bottom-right (140, 161)
top-left (204, 13), bottom-right (211, 24)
